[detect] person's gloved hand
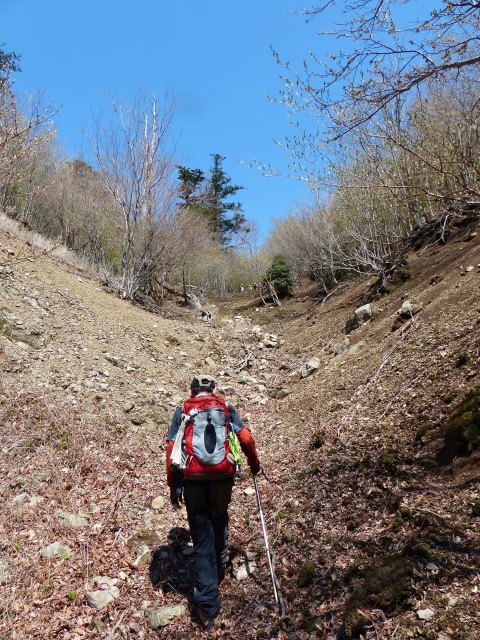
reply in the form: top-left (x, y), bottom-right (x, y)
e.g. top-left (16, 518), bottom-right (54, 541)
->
top-left (170, 487), bottom-right (183, 509)
top-left (251, 462), bottom-right (261, 476)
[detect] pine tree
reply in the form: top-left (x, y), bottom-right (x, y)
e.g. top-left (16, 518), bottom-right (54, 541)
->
top-left (177, 166), bottom-right (205, 209)
top-left (177, 154), bottom-right (248, 247)
top-left (263, 255), bottom-right (294, 299)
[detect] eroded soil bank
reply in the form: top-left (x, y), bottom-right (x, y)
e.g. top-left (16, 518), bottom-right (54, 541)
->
top-left (0, 214), bottom-right (479, 639)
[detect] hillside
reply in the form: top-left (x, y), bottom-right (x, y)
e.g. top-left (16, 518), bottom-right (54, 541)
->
top-left (0, 211), bottom-right (479, 640)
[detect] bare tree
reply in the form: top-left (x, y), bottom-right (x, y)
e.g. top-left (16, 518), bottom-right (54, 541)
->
top-left (88, 93), bottom-right (178, 299)
top-left (63, 160), bottom-right (121, 264)
top-left (275, 1), bottom-right (480, 144)
top-left (0, 48), bottom-right (58, 211)
top-left (270, 203), bottom-right (340, 293)
top-left (262, 4), bottom-right (480, 291)
top-left (33, 158), bottom-right (123, 263)
top-left (322, 71), bottom-right (480, 212)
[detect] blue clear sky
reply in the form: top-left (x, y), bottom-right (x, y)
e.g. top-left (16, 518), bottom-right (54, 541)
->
top-left (2, 0), bottom-right (323, 239)
top-left (2, 0), bottom-right (438, 239)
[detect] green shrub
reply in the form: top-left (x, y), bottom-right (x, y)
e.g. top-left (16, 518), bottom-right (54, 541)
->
top-left (311, 432), bottom-right (325, 449)
top-left (263, 255), bottom-right (294, 298)
top-left (298, 561), bottom-right (316, 587)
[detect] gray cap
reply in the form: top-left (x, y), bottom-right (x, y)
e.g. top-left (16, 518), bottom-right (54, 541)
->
top-left (191, 374), bottom-right (216, 392)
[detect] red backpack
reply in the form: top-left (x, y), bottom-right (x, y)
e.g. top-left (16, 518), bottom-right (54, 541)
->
top-left (181, 394), bottom-right (235, 479)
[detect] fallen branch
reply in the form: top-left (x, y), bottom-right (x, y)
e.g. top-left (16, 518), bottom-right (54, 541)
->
top-left (106, 612), bottom-right (125, 640)
top-left (98, 471), bottom-right (127, 535)
top-left (307, 283), bottom-right (349, 310)
top-left (379, 370), bottom-right (426, 420)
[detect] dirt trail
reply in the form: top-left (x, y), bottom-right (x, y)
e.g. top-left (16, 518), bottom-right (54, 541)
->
top-left (1, 214), bottom-right (480, 639)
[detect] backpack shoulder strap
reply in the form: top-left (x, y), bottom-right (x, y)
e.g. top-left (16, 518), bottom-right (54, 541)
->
top-left (171, 411), bottom-right (190, 468)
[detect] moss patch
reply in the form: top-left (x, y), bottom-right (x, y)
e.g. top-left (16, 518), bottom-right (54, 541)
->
top-left (311, 432), bottom-right (325, 449)
top-left (415, 420), bottom-right (433, 441)
top-left (344, 554), bottom-right (413, 638)
top-left (438, 386), bottom-right (480, 464)
top-left (297, 560), bottom-right (316, 587)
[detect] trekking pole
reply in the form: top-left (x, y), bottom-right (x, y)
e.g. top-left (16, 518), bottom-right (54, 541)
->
top-left (253, 473), bottom-right (286, 620)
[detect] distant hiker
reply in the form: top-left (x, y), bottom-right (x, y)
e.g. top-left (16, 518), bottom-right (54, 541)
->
top-left (248, 284), bottom-right (253, 291)
top-left (166, 374), bottom-right (261, 630)
top-left (253, 282), bottom-right (258, 290)
top-left (201, 308), bottom-right (212, 322)
top-left (240, 284), bottom-right (245, 293)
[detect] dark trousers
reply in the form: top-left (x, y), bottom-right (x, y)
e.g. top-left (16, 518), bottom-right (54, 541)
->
top-left (183, 477), bottom-right (234, 618)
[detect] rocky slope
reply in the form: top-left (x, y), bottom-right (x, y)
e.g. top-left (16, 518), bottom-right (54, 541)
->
top-left (0, 211), bottom-right (479, 639)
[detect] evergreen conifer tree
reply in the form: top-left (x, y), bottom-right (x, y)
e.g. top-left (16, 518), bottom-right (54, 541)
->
top-left (177, 154), bottom-right (248, 247)
top-left (263, 255), bottom-right (294, 299)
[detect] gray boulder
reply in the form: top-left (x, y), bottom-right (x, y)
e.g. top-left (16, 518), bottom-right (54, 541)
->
top-left (144, 604), bottom-right (186, 629)
top-left (40, 542), bottom-right (71, 559)
top-left (345, 304), bottom-right (373, 334)
top-left (300, 357), bottom-right (320, 378)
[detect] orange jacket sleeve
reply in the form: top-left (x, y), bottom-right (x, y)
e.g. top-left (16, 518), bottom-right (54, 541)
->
top-left (236, 427), bottom-right (260, 471)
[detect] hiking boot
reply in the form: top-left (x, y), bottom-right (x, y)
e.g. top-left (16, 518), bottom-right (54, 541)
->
top-left (197, 606), bottom-right (215, 631)
top-left (217, 557), bottom-right (232, 583)
top-left (217, 563), bottom-right (226, 583)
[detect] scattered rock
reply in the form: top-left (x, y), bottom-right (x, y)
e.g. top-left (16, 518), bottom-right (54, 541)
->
top-left (123, 400), bottom-right (135, 412)
top-left (92, 576), bottom-right (118, 589)
top-left (262, 335), bottom-right (278, 348)
top-left (334, 337), bottom-right (349, 356)
top-left (300, 357), bottom-right (320, 378)
top-left (235, 562), bottom-right (257, 581)
top-left (143, 511), bottom-right (165, 528)
top-left (133, 549), bottom-right (151, 567)
top-left (12, 492), bottom-right (30, 505)
top-left (151, 496), bottom-right (165, 510)
top-left (127, 530), bottom-right (162, 556)
top-left (40, 542), bottom-right (72, 559)
top-left (144, 604), bottom-right (186, 629)
top-left (86, 587), bottom-right (120, 609)
top-left (56, 510), bottom-right (89, 527)
top-left (345, 304), bottom-right (373, 334)
top-left (417, 608), bottom-right (435, 620)
top-left (0, 558), bottom-right (10, 582)
top-left (236, 370), bottom-right (256, 384)
top-left (148, 441), bottom-right (162, 454)
top-left (392, 299), bottom-right (423, 330)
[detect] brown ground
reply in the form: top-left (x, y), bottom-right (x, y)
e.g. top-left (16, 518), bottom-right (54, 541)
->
top-left (0, 211), bottom-right (479, 639)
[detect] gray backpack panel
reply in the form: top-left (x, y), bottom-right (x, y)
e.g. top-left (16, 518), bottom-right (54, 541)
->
top-left (191, 407), bottom-right (227, 466)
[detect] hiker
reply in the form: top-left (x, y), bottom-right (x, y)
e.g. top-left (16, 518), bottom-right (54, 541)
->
top-left (166, 374), bottom-right (261, 630)
top-left (240, 284), bottom-right (245, 293)
top-left (201, 308), bottom-right (212, 322)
